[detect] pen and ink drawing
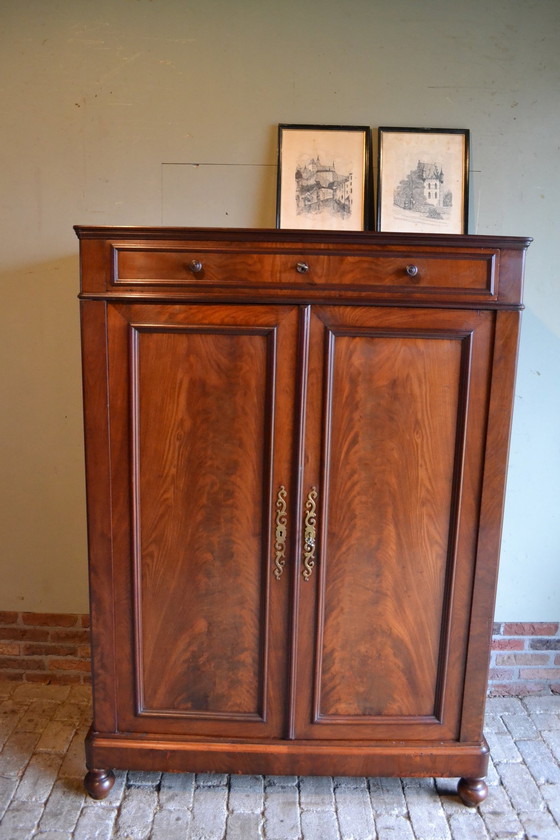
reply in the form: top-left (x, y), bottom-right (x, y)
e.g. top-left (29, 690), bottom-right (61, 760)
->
top-left (294, 153), bottom-right (353, 220)
top-left (393, 159), bottom-right (452, 223)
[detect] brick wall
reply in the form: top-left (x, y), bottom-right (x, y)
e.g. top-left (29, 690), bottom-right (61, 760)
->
top-left (0, 612), bottom-right (91, 684)
top-left (489, 622), bottom-right (560, 696)
top-left (1, 612), bottom-right (560, 694)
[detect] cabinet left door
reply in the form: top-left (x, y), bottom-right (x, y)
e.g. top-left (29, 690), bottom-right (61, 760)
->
top-left (82, 301), bottom-right (300, 740)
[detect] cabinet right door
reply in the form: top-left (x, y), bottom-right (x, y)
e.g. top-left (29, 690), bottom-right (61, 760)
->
top-left (293, 305), bottom-right (495, 742)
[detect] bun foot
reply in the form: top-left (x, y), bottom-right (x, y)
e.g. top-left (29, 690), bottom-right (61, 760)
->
top-left (84, 769), bottom-right (115, 800)
top-left (457, 776), bottom-right (488, 807)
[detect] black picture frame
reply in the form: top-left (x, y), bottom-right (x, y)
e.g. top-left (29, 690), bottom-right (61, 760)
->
top-left (276, 124), bottom-right (372, 231)
top-left (377, 127), bottom-right (470, 234)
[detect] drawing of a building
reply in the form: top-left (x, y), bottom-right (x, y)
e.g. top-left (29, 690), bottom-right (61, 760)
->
top-left (295, 157), bottom-right (353, 217)
top-left (417, 161), bottom-right (444, 207)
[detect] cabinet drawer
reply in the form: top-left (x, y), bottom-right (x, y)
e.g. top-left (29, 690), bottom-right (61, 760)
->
top-left (111, 243), bottom-right (498, 299)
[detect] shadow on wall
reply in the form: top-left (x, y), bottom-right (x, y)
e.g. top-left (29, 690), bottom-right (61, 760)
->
top-left (162, 162), bottom-right (278, 228)
top-left (498, 306), bottom-right (560, 619)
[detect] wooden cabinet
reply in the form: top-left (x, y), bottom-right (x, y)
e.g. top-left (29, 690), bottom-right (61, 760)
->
top-left (76, 227), bottom-right (530, 805)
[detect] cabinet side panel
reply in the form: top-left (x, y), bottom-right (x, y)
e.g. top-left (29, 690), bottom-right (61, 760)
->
top-left (131, 326), bottom-right (270, 717)
top-left (461, 309), bottom-right (522, 740)
top-left (80, 300), bottom-right (117, 732)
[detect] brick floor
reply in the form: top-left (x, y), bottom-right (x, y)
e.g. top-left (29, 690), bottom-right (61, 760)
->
top-left (0, 681), bottom-right (559, 839)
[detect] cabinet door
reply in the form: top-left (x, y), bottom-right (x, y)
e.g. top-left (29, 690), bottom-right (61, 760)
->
top-left (293, 305), bottom-right (494, 741)
top-left (104, 302), bottom-right (298, 739)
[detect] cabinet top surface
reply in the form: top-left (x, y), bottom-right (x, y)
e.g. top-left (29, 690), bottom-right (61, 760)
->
top-left (74, 225), bottom-right (532, 250)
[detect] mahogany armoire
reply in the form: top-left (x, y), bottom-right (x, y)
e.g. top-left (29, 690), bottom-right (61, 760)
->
top-left (76, 226), bottom-right (530, 805)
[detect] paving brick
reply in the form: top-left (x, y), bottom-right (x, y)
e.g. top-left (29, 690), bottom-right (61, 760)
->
top-left (542, 728), bottom-right (560, 761)
top-left (299, 775), bottom-right (334, 810)
top-left (158, 771), bottom-right (195, 810)
top-left (516, 737), bottom-right (560, 784)
top-left (12, 684), bottom-right (71, 702)
top-left (519, 809), bottom-right (560, 840)
top-left (66, 686), bottom-right (92, 705)
top-left (264, 783), bottom-right (300, 840)
top-left (300, 809), bottom-right (339, 840)
top-left (228, 774), bottom-right (263, 813)
top-left (540, 783), bottom-right (560, 824)
top-left (497, 762), bottom-right (544, 813)
top-left (52, 703), bottom-right (84, 726)
top-left (127, 769), bottom-right (162, 787)
top-left (374, 814), bottom-right (415, 840)
top-left (225, 812), bottom-right (262, 840)
top-left (334, 776), bottom-right (368, 790)
top-left (0, 681), bottom-right (16, 698)
top-left (483, 713), bottom-right (508, 733)
top-left (403, 779), bottom-right (451, 840)
top-left (0, 730), bottom-right (40, 777)
top-left (38, 778), bottom-right (85, 832)
top-left (35, 721), bottom-right (76, 754)
top-left (335, 785), bottom-right (375, 839)
top-left (73, 805), bottom-right (118, 840)
top-left (447, 810), bottom-right (490, 840)
top-left (0, 801), bottom-right (43, 839)
top-left (112, 787), bottom-right (157, 840)
top-left (20, 698), bottom-right (58, 724)
top-left (484, 730), bottom-right (522, 764)
top-left (196, 771), bottom-right (228, 786)
top-left (0, 715), bottom-right (22, 749)
top-left (486, 755), bottom-right (500, 786)
top-left (485, 697), bottom-right (525, 715)
top-left (502, 712), bottom-right (538, 739)
top-left (57, 731), bottom-right (87, 780)
top-left (368, 777), bottom-right (407, 816)
top-left (189, 784), bottom-right (228, 839)
top-left (265, 775), bottom-right (298, 786)
top-left (0, 776), bottom-right (18, 820)
top-left (524, 695), bottom-right (560, 713)
top-left (479, 783), bottom-right (525, 839)
top-left (150, 806), bottom-right (192, 839)
top-left (529, 712), bottom-right (560, 731)
top-left (14, 752), bottom-right (63, 802)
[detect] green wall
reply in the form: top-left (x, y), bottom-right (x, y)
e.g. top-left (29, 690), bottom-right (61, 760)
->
top-left (1, 0), bottom-right (558, 618)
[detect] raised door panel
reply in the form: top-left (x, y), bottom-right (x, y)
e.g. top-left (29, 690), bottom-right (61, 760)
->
top-left (106, 302), bottom-right (298, 738)
top-left (293, 306), bottom-right (494, 741)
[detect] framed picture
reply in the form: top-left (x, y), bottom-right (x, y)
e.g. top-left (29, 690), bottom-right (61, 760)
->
top-left (377, 127), bottom-right (469, 234)
top-left (276, 124), bottom-right (371, 231)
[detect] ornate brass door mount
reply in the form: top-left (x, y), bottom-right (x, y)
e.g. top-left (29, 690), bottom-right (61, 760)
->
top-left (273, 486), bottom-right (288, 580)
top-left (302, 487), bottom-right (318, 581)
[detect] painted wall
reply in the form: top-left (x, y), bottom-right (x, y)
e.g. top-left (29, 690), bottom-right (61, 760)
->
top-left (1, 0), bottom-right (558, 619)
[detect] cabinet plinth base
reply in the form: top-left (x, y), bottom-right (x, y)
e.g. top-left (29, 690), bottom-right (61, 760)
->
top-left (84, 769), bottom-right (115, 800)
top-left (457, 776), bottom-right (488, 807)
top-left (84, 728), bottom-right (489, 798)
